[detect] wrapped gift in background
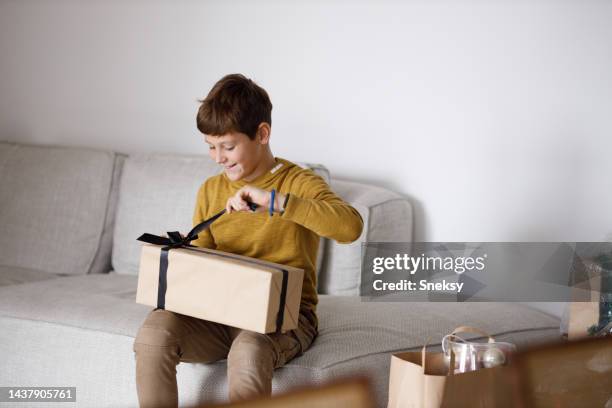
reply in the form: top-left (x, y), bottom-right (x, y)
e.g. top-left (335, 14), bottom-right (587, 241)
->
top-left (567, 257), bottom-right (610, 340)
top-left (135, 218), bottom-right (303, 334)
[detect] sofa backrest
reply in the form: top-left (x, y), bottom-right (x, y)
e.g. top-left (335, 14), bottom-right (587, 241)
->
top-left (111, 153), bottom-right (330, 276)
top-left (0, 141), bottom-right (413, 294)
top-left (0, 142), bottom-right (119, 276)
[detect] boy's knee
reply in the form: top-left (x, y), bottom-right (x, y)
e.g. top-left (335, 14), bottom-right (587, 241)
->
top-left (134, 326), bottom-right (179, 350)
top-left (133, 309), bottom-right (183, 350)
top-left (227, 331), bottom-right (275, 365)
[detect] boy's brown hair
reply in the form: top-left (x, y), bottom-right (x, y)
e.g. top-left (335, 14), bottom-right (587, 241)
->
top-left (196, 74), bottom-right (273, 140)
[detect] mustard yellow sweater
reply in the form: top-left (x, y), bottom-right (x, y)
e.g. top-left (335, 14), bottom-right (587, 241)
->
top-left (192, 157), bottom-right (363, 326)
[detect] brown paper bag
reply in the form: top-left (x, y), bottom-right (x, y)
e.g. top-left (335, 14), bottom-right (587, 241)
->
top-left (440, 363), bottom-right (515, 407)
top-left (136, 243), bottom-right (303, 334)
top-left (388, 328), bottom-right (516, 408)
top-left (387, 344), bottom-right (449, 408)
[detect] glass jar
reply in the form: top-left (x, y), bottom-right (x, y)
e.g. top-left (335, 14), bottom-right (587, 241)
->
top-left (442, 334), bottom-right (517, 373)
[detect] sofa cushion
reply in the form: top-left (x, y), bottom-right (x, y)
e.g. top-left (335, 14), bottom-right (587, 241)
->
top-left (0, 317), bottom-right (557, 408)
top-left (0, 142), bottom-right (116, 276)
top-left (318, 179), bottom-right (413, 295)
top-left (0, 273), bottom-right (559, 365)
top-left (0, 273), bottom-right (560, 407)
top-left (0, 265), bottom-right (68, 286)
top-left (112, 153), bottom-right (329, 276)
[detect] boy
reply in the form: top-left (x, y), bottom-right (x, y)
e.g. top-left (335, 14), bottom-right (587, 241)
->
top-left (133, 74), bottom-right (363, 408)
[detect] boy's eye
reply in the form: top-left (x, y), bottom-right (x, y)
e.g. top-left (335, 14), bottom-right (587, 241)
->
top-left (208, 145), bottom-right (234, 151)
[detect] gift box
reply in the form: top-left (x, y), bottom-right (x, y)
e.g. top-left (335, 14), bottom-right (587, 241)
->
top-left (567, 258), bottom-right (606, 340)
top-left (135, 241), bottom-right (304, 334)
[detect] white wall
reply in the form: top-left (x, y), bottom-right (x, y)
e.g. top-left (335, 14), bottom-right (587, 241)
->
top-left (1, 0), bottom-right (611, 245)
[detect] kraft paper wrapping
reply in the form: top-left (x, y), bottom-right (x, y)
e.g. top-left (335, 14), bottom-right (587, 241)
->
top-left (136, 243), bottom-right (303, 334)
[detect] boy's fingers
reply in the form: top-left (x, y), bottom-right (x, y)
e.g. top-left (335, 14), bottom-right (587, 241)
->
top-left (228, 197), bottom-right (243, 213)
top-left (226, 194), bottom-right (257, 214)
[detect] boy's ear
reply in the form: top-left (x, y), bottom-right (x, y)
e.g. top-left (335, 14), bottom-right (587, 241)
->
top-left (256, 122), bottom-right (271, 144)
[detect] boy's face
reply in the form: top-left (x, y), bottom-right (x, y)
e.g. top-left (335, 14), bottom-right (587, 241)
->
top-left (204, 130), bottom-right (266, 182)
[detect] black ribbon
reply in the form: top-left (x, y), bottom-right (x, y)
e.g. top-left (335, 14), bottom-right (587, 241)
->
top-left (136, 202), bottom-right (290, 333)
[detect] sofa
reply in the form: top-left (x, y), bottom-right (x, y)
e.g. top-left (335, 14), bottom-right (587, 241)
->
top-left (0, 141), bottom-right (561, 408)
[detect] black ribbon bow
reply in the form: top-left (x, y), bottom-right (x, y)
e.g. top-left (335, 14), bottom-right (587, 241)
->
top-left (137, 208), bottom-right (227, 249)
top-left (137, 201), bottom-right (258, 248)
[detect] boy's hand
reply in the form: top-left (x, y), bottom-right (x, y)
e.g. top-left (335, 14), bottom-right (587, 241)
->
top-left (226, 185), bottom-right (269, 214)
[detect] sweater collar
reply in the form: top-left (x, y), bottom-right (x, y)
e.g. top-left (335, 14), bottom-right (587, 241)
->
top-left (224, 157), bottom-right (294, 188)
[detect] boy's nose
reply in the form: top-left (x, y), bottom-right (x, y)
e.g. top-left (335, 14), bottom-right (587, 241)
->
top-left (215, 151), bottom-right (226, 164)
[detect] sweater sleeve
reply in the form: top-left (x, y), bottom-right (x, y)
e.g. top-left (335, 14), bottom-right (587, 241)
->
top-left (191, 182), bottom-right (217, 249)
top-left (281, 171), bottom-right (363, 244)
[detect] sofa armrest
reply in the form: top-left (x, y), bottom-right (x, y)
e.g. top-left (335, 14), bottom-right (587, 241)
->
top-left (331, 179), bottom-right (413, 243)
top-left (317, 178), bottom-right (413, 295)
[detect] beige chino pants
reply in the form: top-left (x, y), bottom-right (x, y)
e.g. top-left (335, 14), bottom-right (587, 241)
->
top-left (133, 308), bottom-right (318, 408)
